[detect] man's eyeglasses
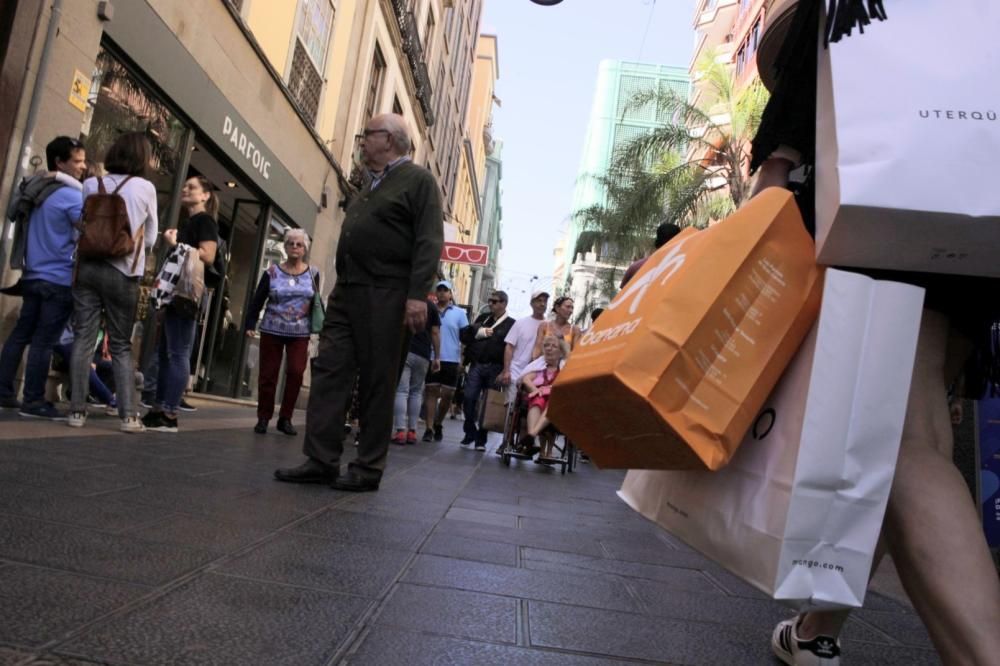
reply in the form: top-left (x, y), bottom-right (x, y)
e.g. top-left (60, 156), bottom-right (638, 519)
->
top-left (285, 241), bottom-right (306, 248)
top-left (488, 298), bottom-right (504, 305)
top-left (360, 129), bottom-right (391, 138)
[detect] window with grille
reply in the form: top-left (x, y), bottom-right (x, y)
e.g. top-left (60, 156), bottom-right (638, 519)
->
top-left (364, 45), bottom-right (387, 124)
top-left (298, 0), bottom-right (335, 68)
top-left (287, 0), bottom-right (334, 127)
top-left (289, 40), bottom-right (323, 125)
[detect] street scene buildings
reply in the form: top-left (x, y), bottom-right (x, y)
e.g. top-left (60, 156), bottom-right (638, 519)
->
top-left (0, 0), bottom-right (995, 664)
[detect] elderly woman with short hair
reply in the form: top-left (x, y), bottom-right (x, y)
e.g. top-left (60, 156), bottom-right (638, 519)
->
top-left (244, 228), bottom-right (320, 435)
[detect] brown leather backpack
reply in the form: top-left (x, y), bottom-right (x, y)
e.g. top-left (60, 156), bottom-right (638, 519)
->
top-left (77, 176), bottom-right (144, 270)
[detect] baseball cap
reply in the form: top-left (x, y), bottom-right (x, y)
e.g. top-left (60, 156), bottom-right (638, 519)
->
top-left (530, 290), bottom-right (550, 301)
top-left (435, 280), bottom-right (453, 291)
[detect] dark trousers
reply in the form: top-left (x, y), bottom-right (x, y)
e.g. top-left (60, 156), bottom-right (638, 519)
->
top-left (0, 279), bottom-right (73, 405)
top-left (257, 332), bottom-right (309, 420)
top-left (303, 284), bottom-right (409, 480)
top-left (463, 362), bottom-right (502, 444)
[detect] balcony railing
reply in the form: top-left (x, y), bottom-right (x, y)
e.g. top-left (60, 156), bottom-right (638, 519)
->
top-left (390, 0), bottom-right (435, 126)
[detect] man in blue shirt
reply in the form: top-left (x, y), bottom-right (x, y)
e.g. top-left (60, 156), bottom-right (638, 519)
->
top-left (0, 136), bottom-right (86, 419)
top-left (422, 280), bottom-right (468, 441)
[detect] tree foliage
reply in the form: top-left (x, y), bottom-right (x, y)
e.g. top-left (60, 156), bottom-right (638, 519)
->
top-left (573, 53), bottom-right (769, 280)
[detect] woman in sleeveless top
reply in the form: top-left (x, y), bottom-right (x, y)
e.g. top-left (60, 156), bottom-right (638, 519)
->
top-left (244, 228), bottom-right (318, 436)
top-left (532, 296), bottom-right (581, 359)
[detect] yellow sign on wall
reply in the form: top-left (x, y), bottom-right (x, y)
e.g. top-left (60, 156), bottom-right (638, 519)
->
top-left (68, 70), bottom-right (90, 112)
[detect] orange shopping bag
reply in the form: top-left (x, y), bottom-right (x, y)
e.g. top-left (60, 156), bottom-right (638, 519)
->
top-left (547, 188), bottom-right (823, 471)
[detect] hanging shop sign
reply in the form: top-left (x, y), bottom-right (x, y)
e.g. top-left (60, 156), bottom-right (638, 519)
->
top-left (441, 241), bottom-right (489, 267)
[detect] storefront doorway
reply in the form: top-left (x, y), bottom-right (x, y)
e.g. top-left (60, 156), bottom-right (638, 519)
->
top-left (80, 45), bottom-right (303, 403)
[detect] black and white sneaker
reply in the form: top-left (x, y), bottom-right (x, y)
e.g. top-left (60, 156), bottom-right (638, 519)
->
top-left (142, 410), bottom-right (179, 433)
top-left (772, 618), bottom-right (841, 665)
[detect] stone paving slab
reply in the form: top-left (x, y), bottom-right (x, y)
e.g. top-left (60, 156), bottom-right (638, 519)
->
top-left (0, 403), bottom-right (935, 664)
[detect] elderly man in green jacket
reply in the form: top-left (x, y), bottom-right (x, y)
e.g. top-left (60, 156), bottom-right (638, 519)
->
top-left (275, 113), bottom-right (443, 492)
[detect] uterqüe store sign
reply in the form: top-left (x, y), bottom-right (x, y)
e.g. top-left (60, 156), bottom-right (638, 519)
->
top-left (103, 1), bottom-right (318, 233)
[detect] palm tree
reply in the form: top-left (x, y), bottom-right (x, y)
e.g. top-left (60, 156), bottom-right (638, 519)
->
top-left (619, 52), bottom-right (769, 215)
top-left (573, 52), bottom-right (769, 283)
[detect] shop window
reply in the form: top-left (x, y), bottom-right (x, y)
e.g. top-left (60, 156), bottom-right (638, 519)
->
top-left (363, 44), bottom-right (387, 125)
top-left (288, 40), bottom-right (323, 125)
top-left (82, 48), bottom-right (190, 266)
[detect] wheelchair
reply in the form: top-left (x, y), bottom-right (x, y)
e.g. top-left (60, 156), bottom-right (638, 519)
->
top-left (490, 385), bottom-right (576, 475)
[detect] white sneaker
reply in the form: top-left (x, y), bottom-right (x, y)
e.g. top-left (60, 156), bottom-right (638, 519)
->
top-left (105, 404), bottom-right (119, 417)
top-left (67, 411), bottom-right (87, 428)
top-left (120, 416), bottom-right (146, 433)
top-left (772, 618), bottom-right (841, 665)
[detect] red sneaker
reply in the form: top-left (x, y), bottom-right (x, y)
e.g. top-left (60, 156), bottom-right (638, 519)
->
top-left (391, 430), bottom-right (406, 445)
top-left (406, 429), bottom-right (418, 444)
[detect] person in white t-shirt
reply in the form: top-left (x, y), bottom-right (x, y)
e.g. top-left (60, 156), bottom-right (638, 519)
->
top-left (499, 290), bottom-right (548, 402)
top-left (69, 133), bottom-right (158, 433)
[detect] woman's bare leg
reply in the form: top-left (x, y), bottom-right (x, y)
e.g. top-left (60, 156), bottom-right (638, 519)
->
top-left (799, 310), bottom-right (1000, 663)
top-left (526, 406), bottom-right (545, 436)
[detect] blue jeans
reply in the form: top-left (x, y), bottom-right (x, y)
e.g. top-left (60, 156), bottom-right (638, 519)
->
top-left (0, 279), bottom-right (73, 405)
top-left (463, 362), bottom-right (502, 443)
top-left (394, 352), bottom-right (430, 430)
top-left (155, 308), bottom-right (196, 414)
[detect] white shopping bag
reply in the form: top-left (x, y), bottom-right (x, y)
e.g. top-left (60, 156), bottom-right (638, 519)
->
top-left (815, 0), bottom-right (1000, 277)
top-left (618, 269), bottom-right (924, 610)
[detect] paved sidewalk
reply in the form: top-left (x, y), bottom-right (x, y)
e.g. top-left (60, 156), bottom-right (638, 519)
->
top-left (0, 401), bottom-right (937, 665)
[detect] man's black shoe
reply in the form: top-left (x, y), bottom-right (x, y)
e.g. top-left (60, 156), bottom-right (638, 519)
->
top-left (460, 434), bottom-right (475, 445)
top-left (433, 425), bottom-right (443, 441)
top-left (422, 428), bottom-right (433, 442)
top-left (254, 418), bottom-right (268, 434)
top-left (330, 470), bottom-right (379, 492)
top-left (276, 417), bottom-right (297, 436)
top-left (274, 458), bottom-right (336, 484)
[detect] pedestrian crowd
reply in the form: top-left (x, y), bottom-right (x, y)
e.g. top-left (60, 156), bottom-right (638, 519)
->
top-left (0, 132), bottom-right (219, 433)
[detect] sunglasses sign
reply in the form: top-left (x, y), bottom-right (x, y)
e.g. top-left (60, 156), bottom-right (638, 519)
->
top-left (441, 241), bottom-right (490, 267)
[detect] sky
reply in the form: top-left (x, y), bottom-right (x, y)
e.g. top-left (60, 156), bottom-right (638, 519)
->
top-left (482, 0), bottom-right (697, 316)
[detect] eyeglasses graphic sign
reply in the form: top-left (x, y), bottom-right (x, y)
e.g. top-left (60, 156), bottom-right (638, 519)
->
top-left (441, 242), bottom-right (490, 267)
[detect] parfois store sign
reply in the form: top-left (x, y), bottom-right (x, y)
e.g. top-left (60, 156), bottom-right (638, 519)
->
top-left (441, 242), bottom-right (489, 266)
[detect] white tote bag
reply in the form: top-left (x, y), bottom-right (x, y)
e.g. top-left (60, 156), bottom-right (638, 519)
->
top-left (618, 269), bottom-right (924, 610)
top-left (814, 0), bottom-right (1000, 277)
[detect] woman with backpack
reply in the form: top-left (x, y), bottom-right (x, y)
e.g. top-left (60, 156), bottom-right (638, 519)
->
top-left (243, 228), bottom-right (319, 436)
top-left (141, 175), bottom-right (219, 433)
top-left (68, 132), bottom-right (158, 432)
